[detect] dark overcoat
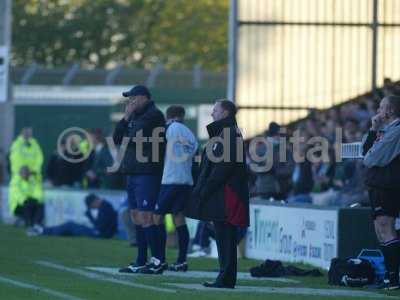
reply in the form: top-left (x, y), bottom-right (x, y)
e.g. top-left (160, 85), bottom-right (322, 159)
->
top-left (185, 116), bottom-right (249, 227)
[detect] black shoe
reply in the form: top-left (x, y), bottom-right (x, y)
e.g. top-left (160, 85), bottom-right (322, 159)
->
top-left (161, 262), bottom-right (169, 271)
top-left (168, 262), bottom-right (188, 272)
top-left (380, 272), bottom-right (400, 290)
top-left (144, 258), bottom-right (167, 269)
top-left (119, 263), bottom-right (147, 273)
top-left (139, 257), bottom-right (164, 275)
top-left (378, 280), bottom-right (400, 290)
top-left (203, 281), bottom-right (234, 289)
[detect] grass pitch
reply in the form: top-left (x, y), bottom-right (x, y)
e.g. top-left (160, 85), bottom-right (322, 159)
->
top-left (0, 224), bottom-right (397, 300)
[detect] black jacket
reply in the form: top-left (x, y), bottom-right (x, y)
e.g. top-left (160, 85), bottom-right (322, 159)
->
top-left (293, 160), bottom-right (314, 195)
top-left (112, 101), bottom-right (165, 175)
top-left (362, 129), bottom-right (400, 190)
top-left (86, 200), bottom-right (117, 239)
top-left (184, 116), bottom-right (249, 227)
top-left (46, 151), bottom-right (85, 186)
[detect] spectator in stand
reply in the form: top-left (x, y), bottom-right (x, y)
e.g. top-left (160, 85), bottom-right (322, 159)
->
top-left (383, 78), bottom-right (400, 97)
top-left (252, 122), bottom-right (294, 200)
top-left (354, 102), bottom-right (372, 129)
top-left (367, 98), bottom-right (379, 120)
top-left (327, 107), bottom-right (343, 126)
top-left (287, 141), bottom-right (314, 204)
top-left (27, 193), bottom-right (117, 239)
top-left (305, 115), bottom-right (320, 136)
top-left (331, 160), bottom-right (368, 207)
top-left (320, 119), bottom-right (337, 143)
top-left (309, 148), bottom-right (336, 206)
top-left (46, 138), bottom-right (85, 187)
top-left (85, 129), bottom-right (124, 190)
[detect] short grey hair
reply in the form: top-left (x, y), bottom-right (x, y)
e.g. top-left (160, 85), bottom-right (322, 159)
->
top-left (386, 95), bottom-right (400, 117)
top-left (215, 99), bottom-right (237, 116)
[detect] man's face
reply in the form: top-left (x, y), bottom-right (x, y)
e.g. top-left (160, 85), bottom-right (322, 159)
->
top-left (22, 128), bottom-right (32, 141)
top-left (128, 95), bottom-right (149, 109)
top-left (377, 98), bottom-right (392, 120)
top-left (90, 198), bottom-right (101, 209)
top-left (211, 102), bottom-right (227, 121)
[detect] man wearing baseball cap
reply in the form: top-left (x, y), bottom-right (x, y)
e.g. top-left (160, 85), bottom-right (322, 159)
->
top-left (113, 85), bottom-right (166, 274)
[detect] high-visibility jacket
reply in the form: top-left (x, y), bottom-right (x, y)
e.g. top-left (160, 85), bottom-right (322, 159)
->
top-left (79, 139), bottom-right (91, 157)
top-left (8, 174), bottom-right (43, 213)
top-left (9, 136), bottom-right (44, 177)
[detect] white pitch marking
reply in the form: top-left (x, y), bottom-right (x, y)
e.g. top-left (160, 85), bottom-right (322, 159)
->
top-left (86, 267), bottom-right (299, 283)
top-left (36, 261), bottom-right (176, 294)
top-left (0, 275), bottom-right (83, 300)
top-left (165, 283), bottom-right (399, 299)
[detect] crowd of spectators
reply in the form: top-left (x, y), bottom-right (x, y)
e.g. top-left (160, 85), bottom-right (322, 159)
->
top-left (247, 78), bottom-right (400, 207)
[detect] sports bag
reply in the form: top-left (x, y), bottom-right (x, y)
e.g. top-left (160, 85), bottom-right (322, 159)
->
top-left (328, 258), bottom-right (375, 287)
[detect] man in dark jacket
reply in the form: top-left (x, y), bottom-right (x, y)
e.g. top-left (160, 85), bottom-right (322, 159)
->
top-left (362, 95), bottom-right (400, 290)
top-left (185, 99), bottom-right (249, 289)
top-left (46, 140), bottom-right (85, 187)
top-left (113, 85), bottom-right (166, 274)
top-left (27, 193), bottom-right (117, 239)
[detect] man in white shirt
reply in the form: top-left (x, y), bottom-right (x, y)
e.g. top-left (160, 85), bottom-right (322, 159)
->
top-left (153, 105), bottom-right (198, 272)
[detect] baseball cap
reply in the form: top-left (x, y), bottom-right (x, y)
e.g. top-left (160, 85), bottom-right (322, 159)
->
top-left (122, 85), bottom-right (151, 99)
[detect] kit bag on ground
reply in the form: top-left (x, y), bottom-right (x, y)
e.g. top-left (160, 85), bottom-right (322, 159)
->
top-left (250, 259), bottom-right (323, 278)
top-left (250, 260), bottom-right (285, 277)
top-left (328, 258), bottom-right (375, 287)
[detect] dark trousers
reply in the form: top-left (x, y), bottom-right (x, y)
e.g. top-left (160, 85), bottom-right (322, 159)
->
top-left (213, 221), bottom-right (237, 287)
top-left (14, 198), bottom-right (44, 227)
top-left (193, 221), bottom-right (215, 248)
top-left (43, 221), bottom-right (98, 237)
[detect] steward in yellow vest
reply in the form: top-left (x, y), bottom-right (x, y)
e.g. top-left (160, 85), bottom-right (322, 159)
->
top-left (9, 166), bottom-right (44, 227)
top-left (9, 127), bottom-right (43, 179)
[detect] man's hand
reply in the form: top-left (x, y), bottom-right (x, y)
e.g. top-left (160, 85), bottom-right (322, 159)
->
top-left (124, 100), bottom-right (137, 121)
top-left (86, 170), bottom-right (96, 180)
top-left (371, 113), bottom-right (385, 131)
top-left (85, 210), bottom-right (92, 219)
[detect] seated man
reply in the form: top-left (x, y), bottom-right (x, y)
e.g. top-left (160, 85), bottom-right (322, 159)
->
top-left (28, 194), bottom-right (117, 239)
top-left (9, 166), bottom-right (44, 227)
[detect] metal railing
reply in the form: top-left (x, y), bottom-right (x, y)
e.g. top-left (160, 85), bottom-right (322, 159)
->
top-left (10, 64), bottom-right (227, 89)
